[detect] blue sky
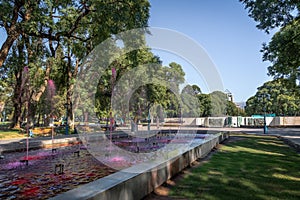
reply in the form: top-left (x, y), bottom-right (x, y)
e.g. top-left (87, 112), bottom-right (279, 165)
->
top-left (0, 0), bottom-right (274, 102)
top-left (148, 0), bottom-right (275, 102)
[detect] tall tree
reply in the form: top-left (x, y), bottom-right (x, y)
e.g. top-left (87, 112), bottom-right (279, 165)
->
top-left (245, 79), bottom-right (299, 116)
top-left (262, 20), bottom-right (300, 83)
top-left (197, 93), bottom-right (211, 117)
top-left (210, 91), bottom-right (228, 117)
top-left (240, 0), bottom-right (298, 33)
top-left (1, 0), bottom-right (151, 127)
top-left (181, 85), bottom-right (200, 117)
top-left (0, 0), bottom-right (150, 67)
top-left (240, 0), bottom-right (300, 85)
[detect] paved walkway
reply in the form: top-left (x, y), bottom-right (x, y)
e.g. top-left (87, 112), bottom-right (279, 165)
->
top-left (202, 127), bottom-right (300, 151)
top-left (156, 127), bottom-right (300, 149)
top-left (162, 127), bottom-right (300, 151)
top-left (1, 127), bottom-right (300, 153)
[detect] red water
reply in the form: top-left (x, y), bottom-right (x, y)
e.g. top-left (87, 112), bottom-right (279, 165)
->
top-left (0, 145), bottom-right (116, 199)
top-left (0, 133), bottom-right (206, 199)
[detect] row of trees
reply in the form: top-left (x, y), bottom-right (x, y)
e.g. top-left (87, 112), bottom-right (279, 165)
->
top-left (7, 0), bottom-right (298, 129)
top-left (245, 79), bottom-right (299, 116)
top-left (0, 0), bottom-right (151, 128)
top-left (241, 0), bottom-right (300, 116)
top-left (0, 0), bottom-right (245, 129)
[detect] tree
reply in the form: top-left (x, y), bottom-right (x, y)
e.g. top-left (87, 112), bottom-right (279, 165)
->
top-left (1, 0), bottom-right (151, 128)
top-left (240, 0), bottom-right (300, 85)
top-left (240, 0), bottom-right (298, 33)
top-left (94, 49), bottom-right (188, 123)
top-left (94, 48), bottom-right (162, 121)
top-left (208, 91), bottom-right (243, 117)
top-left (0, 0), bottom-right (150, 67)
top-left (210, 91), bottom-right (227, 116)
top-left (4, 37), bottom-right (30, 128)
top-left (181, 85), bottom-right (200, 117)
top-left (226, 101), bottom-right (245, 116)
top-left (262, 20), bottom-right (300, 83)
top-left (0, 60), bottom-right (13, 121)
top-left (197, 93), bottom-right (212, 117)
top-left (192, 84), bottom-right (202, 95)
top-left (245, 79), bottom-right (299, 116)
top-left (181, 84), bottom-right (201, 95)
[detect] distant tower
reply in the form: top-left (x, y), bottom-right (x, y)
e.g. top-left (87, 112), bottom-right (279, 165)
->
top-left (225, 89), bottom-right (233, 102)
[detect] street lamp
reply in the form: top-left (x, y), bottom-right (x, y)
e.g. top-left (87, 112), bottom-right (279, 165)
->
top-left (297, 66), bottom-right (300, 86)
top-left (262, 93), bottom-right (270, 134)
top-left (178, 104), bottom-right (182, 124)
top-left (147, 109), bottom-right (151, 131)
top-left (64, 103), bottom-right (69, 135)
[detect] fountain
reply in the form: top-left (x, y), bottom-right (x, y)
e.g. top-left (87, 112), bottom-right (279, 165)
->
top-left (54, 164), bottom-right (64, 175)
top-left (47, 79), bottom-right (57, 153)
top-left (73, 151), bottom-right (80, 157)
top-left (0, 125), bottom-right (218, 199)
top-left (20, 66), bottom-right (30, 166)
top-left (0, 143), bottom-right (117, 199)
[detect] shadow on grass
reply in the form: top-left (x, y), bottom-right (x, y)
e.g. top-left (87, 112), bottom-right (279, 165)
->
top-left (170, 135), bottom-right (300, 200)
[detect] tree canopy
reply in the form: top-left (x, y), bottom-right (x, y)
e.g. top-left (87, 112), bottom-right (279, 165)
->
top-left (241, 0), bottom-right (300, 84)
top-left (245, 79), bottom-right (299, 116)
top-left (0, 0), bottom-right (151, 127)
top-left (0, 1), bottom-right (247, 128)
top-left (240, 0), bottom-right (299, 33)
top-left (0, 0), bottom-right (150, 67)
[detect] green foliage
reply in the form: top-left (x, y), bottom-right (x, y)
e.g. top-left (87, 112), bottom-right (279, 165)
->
top-left (240, 0), bottom-right (298, 33)
top-left (210, 91), bottom-right (228, 116)
top-left (1, 0), bottom-right (246, 123)
top-left (263, 19), bottom-right (300, 81)
top-left (181, 93), bottom-right (200, 118)
top-left (226, 101), bottom-right (246, 116)
top-left (1, 0), bottom-right (151, 126)
top-left (241, 0), bottom-right (300, 87)
top-left (197, 93), bottom-right (212, 117)
top-left (245, 79), bottom-right (300, 116)
top-left (208, 91), bottom-right (244, 117)
top-left (0, 62), bottom-right (13, 115)
top-left (181, 84), bottom-right (206, 117)
top-left (93, 46), bottom-right (188, 120)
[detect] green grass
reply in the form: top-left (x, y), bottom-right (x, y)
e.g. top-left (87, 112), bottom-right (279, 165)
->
top-left (0, 122), bottom-right (11, 128)
top-left (0, 122), bottom-right (26, 139)
top-left (170, 134), bottom-right (300, 200)
top-left (0, 130), bottom-right (26, 139)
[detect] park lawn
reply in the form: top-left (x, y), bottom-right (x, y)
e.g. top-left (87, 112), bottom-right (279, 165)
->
top-left (0, 122), bottom-right (27, 139)
top-left (0, 130), bottom-right (26, 139)
top-left (170, 134), bottom-right (300, 200)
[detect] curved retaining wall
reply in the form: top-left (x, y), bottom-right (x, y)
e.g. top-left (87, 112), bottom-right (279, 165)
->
top-left (51, 132), bottom-right (229, 200)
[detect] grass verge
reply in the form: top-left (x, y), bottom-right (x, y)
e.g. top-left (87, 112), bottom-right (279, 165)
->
top-left (170, 134), bottom-right (300, 200)
top-left (0, 130), bottom-right (26, 140)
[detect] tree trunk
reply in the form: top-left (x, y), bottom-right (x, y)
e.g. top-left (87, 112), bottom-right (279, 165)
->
top-left (0, 35), bottom-right (19, 68)
top-left (11, 101), bottom-right (22, 129)
top-left (0, 0), bottom-right (28, 68)
top-left (11, 69), bottom-right (23, 128)
top-left (66, 55), bottom-right (79, 128)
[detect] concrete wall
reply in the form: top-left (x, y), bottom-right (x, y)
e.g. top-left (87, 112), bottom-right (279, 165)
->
top-left (51, 133), bottom-right (229, 200)
top-left (242, 116), bottom-right (300, 127)
top-left (164, 118), bottom-right (196, 126)
top-left (165, 116), bottom-right (300, 127)
top-left (281, 117), bottom-right (300, 126)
